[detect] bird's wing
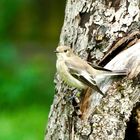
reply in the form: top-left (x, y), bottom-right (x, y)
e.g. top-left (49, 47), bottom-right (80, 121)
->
top-left (71, 70), bottom-right (104, 96)
top-left (65, 60), bottom-right (95, 85)
top-left (65, 61), bottom-right (104, 95)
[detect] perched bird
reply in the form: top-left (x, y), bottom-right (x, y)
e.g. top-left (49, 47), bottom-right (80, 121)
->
top-left (55, 46), bottom-right (127, 96)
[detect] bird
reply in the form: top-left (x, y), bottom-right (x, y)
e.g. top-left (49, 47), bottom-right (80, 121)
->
top-left (55, 45), bottom-right (127, 96)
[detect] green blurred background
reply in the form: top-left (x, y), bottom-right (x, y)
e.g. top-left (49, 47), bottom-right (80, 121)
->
top-left (0, 0), bottom-right (65, 139)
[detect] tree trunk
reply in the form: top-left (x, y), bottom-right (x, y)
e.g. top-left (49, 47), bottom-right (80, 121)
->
top-left (45, 0), bottom-right (140, 139)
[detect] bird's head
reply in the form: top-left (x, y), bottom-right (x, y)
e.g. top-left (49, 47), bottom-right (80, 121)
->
top-left (55, 46), bottom-right (73, 58)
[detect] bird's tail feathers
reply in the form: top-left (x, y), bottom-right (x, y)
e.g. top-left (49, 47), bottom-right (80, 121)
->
top-left (104, 69), bottom-right (128, 76)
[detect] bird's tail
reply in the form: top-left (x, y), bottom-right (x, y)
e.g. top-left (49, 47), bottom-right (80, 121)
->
top-left (103, 69), bottom-right (128, 76)
top-left (89, 63), bottom-right (128, 76)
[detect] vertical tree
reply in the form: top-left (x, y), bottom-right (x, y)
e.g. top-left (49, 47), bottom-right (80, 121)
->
top-left (45, 0), bottom-right (140, 139)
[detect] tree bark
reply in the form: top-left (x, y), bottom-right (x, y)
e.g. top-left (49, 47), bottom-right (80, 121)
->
top-left (45, 0), bottom-right (140, 140)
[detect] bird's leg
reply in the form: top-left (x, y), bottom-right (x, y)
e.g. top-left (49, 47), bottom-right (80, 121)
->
top-left (66, 88), bottom-right (80, 104)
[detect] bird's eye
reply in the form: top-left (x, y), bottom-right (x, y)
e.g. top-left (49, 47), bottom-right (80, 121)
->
top-left (64, 49), bottom-right (67, 53)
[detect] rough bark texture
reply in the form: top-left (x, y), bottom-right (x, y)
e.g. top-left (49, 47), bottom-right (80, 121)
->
top-left (45, 0), bottom-right (140, 140)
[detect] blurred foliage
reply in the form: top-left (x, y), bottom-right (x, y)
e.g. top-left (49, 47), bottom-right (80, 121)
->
top-left (0, 0), bottom-right (65, 139)
top-left (0, 0), bottom-right (65, 42)
top-left (0, 106), bottom-right (48, 140)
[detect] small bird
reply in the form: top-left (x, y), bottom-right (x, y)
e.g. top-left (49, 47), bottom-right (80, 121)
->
top-left (55, 46), bottom-right (127, 96)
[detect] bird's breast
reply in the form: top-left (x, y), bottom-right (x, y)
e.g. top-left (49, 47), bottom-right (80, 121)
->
top-left (56, 59), bottom-right (86, 89)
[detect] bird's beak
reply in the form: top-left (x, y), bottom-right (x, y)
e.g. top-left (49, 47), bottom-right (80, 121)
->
top-left (54, 50), bottom-right (59, 53)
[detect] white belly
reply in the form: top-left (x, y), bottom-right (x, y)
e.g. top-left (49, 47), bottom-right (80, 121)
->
top-left (56, 60), bottom-right (86, 89)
